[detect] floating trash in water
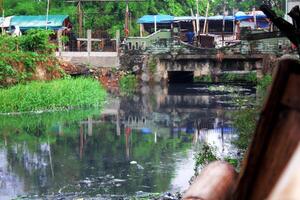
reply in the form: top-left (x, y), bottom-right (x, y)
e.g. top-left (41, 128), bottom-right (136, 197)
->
top-left (137, 164), bottom-right (144, 170)
top-left (113, 179), bottom-right (126, 183)
top-left (130, 161), bottom-right (137, 165)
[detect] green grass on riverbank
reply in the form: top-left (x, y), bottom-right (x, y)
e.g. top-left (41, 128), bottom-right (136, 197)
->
top-left (0, 78), bottom-right (107, 113)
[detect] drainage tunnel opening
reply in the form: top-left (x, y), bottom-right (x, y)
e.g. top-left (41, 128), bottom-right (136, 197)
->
top-left (168, 71), bottom-right (194, 83)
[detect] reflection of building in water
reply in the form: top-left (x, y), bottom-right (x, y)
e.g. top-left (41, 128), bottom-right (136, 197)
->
top-left (118, 84), bottom-right (238, 137)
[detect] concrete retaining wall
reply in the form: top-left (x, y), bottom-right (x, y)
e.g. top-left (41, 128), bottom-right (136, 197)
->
top-left (56, 52), bottom-right (120, 68)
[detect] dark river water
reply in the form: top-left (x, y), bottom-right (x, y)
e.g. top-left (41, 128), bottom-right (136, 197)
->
top-left (0, 83), bottom-right (254, 200)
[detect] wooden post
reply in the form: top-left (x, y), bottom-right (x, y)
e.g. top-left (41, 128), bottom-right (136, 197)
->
top-left (140, 23), bottom-right (143, 37)
top-left (45, 0), bottom-right (50, 30)
top-left (233, 8), bottom-right (236, 38)
top-left (191, 9), bottom-right (196, 35)
top-left (0, 0), bottom-right (4, 35)
top-left (116, 29), bottom-right (120, 53)
top-left (203, 2), bottom-right (210, 34)
top-left (57, 29), bottom-right (63, 56)
top-left (253, 7), bottom-right (257, 29)
top-left (196, 0), bottom-right (200, 34)
top-left (222, 6), bottom-right (226, 47)
top-left (125, 1), bottom-right (129, 38)
top-left (78, 1), bottom-right (83, 38)
top-left (87, 29), bottom-right (91, 62)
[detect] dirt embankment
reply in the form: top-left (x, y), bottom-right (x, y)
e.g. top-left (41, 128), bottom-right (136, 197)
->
top-left (1, 58), bottom-right (63, 86)
top-left (60, 62), bottom-right (126, 93)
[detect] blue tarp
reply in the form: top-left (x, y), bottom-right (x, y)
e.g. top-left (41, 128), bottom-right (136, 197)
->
top-left (139, 12), bottom-right (267, 24)
top-left (137, 15), bottom-right (174, 24)
top-left (11, 15), bottom-right (69, 31)
top-left (235, 11), bottom-right (267, 21)
top-left (208, 15), bottom-right (235, 21)
top-left (174, 16), bottom-right (205, 21)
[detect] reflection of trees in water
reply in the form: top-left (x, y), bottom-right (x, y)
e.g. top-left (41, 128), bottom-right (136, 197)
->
top-left (0, 115), bottom-right (193, 197)
top-left (0, 84), bottom-right (250, 197)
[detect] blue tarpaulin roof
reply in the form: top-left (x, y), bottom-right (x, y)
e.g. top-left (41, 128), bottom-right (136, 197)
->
top-left (11, 15), bottom-right (69, 31)
top-left (174, 15), bottom-right (234, 21)
top-left (138, 12), bottom-right (267, 24)
top-left (208, 15), bottom-right (234, 20)
top-left (235, 11), bottom-right (267, 21)
top-left (137, 15), bottom-right (174, 24)
top-left (174, 16), bottom-right (204, 21)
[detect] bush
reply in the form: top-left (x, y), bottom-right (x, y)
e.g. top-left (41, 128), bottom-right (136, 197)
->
top-left (0, 30), bottom-right (61, 86)
top-left (119, 74), bottom-right (138, 94)
top-left (20, 29), bottom-right (56, 53)
top-left (257, 74), bottom-right (272, 96)
top-left (194, 75), bottom-right (213, 83)
top-left (0, 35), bottom-right (20, 52)
top-left (232, 75), bottom-right (273, 152)
top-left (0, 78), bottom-right (107, 113)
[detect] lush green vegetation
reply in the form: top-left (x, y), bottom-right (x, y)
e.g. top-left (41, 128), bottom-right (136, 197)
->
top-left (0, 108), bottom-right (101, 131)
top-left (0, 29), bottom-right (63, 86)
top-left (2, 0), bottom-right (285, 37)
top-left (219, 72), bottom-right (257, 84)
top-left (194, 75), bottom-right (213, 83)
top-left (119, 73), bottom-right (138, 94)
top-left (193, 143), bottom-right (217, 176)
top-left (194, 72), bottom-right (257, 84)
top-left (233, 75), bottom-right (273, 151)
top-left (148, 57), bottom-right (157, 74)
top-left (0, 78), bottom-right (107, 113)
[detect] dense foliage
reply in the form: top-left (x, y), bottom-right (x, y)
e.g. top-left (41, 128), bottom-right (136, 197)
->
top-left (119, 73), bottom-right (138, 94)
top-left (0, 78), bottom-right (107, 113)
top-left (233, 75), bottom-right (273, 151)
top-left (2, 0), bottom-right (285, 37)
top-left (0, 29), bottom-right (62, 85)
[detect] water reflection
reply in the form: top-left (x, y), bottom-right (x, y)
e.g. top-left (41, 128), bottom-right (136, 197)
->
top-left (0, 83), bottom-right (254, 199)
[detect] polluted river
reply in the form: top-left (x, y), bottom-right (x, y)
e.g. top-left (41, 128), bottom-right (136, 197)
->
top-left (0, 83), bottom-right (255, 200)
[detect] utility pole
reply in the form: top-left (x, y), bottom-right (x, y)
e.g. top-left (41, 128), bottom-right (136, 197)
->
top-left (196, 0), bottom-right (199, 34)
top-left (77, 1), bottom-right (83, 37)
top-left (46, 0), bottom-right (50, 30)
top-left (125, 0), bottom-right (129, 37)
top-left (0, 0), bottom-right (4, 35)
top-left (66, 0), bottom-right (145, 38)
top-left (203, 1), bottom-right (209, 34)
top-left (222, 3), bottom-right (226, 47)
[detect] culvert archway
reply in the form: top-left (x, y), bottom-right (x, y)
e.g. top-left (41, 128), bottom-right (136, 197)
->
top-left (168, 71), bottom-right (194, 83)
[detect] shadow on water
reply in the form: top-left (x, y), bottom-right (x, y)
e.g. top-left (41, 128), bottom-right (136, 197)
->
top-left (0, 83), bottom-right (255, 199)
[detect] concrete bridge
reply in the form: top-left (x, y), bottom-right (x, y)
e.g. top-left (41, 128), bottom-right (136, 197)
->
top-left (156, 53), bottom-right (265, 82)
top-left (122, 30), bottom-right (296, 83)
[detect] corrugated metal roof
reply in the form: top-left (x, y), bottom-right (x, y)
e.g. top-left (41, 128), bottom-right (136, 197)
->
top-left (11, 15), bottom-right (69, 31)
top-left (137, 15), bottom-right (174, 24)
